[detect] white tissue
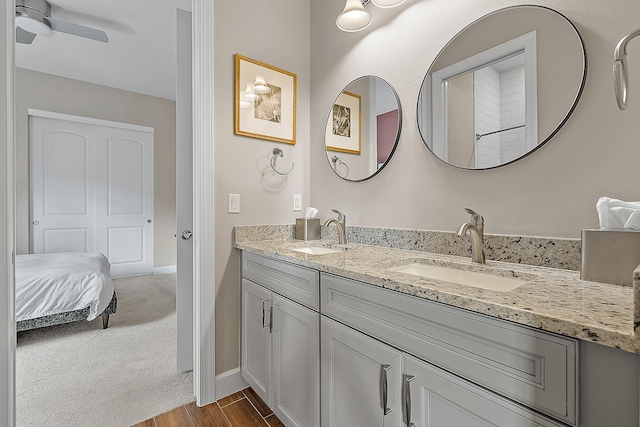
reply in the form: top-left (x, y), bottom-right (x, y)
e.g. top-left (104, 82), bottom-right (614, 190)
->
top-left (596, 197), bottom-right (640, 229)
top-left (305, 207), bottom-right (318, 218)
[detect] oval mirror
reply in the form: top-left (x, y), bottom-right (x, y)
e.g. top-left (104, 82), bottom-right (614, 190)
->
top-left (417, 5), bottom-right (586, 169)
top-left (325, 76), bottom-right (402, 181)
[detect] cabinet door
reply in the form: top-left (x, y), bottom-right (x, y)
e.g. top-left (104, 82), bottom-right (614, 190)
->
top-left (321, 316), bottom-right (402, 427)
top-left (403, 354), bottom-right (562, 427)
top-left (272, 294), bottom-right (319, 427)
top-left (241, 279), bottom-right (272, 407)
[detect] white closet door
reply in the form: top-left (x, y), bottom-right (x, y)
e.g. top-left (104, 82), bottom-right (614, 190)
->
top-left (30, 114), bottom-right (154, 278)
top-left (30, 118), bottom-right (97, 254)
top-left (94, 126), bottom-right (153, 278)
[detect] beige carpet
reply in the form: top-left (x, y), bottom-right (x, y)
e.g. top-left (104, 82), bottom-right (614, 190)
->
top-left (16, 274), bottom-right (195, 427)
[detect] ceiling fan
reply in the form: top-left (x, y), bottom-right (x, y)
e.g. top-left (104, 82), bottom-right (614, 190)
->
top-left (15, 0), bottom-right (109, 45)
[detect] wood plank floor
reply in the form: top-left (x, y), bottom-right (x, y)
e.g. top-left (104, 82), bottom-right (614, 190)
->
top-left (132, 388), bottom-right (284, 427)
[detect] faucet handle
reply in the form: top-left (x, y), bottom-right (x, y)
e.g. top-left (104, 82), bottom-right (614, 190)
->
top-left (464, 207), bottom-right (484, 226)
top-left (331, 208), bottom-right (345, 222)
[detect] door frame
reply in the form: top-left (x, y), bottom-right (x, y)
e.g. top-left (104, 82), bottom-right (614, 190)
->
top-left (192, 0), bottom-right (216, 406)
top-left (0, 0), bottom-right (217, 423)
top-left (1, 0), bottom-right (16, 424)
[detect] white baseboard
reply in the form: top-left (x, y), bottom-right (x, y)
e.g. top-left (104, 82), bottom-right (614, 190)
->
top-left (215, 368), bottom-right (249, 400)
top-left (153, 265), bottom-right (177, 275)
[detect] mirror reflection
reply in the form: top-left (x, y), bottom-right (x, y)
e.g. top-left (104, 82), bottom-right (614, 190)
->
top-left (325, 76), bottom-right (401, 181)
top-left (417, 5), bottom-right (586, 169)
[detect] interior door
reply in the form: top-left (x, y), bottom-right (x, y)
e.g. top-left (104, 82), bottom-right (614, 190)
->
top-left (176, 8), bottom-right (194, 373)
top-left (94, 125), bottom-right (154, 278)
top-left (30, 117), bottom-right (97, 254)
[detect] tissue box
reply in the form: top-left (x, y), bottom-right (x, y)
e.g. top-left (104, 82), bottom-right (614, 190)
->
top-left (581, 229), bottom-right (640, 286)
top-left (295, 218), bottom-right (320, 241)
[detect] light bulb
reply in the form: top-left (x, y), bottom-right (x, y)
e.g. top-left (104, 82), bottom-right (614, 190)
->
top-left (371, 0), bottom-right (406, 8)
top-left (336, 0), bottom-right (372, 32)
top-left (252, 75), bottom-right (270, 94)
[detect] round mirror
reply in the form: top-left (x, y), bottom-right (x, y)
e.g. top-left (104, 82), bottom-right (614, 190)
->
top-left (325, 76), bottom-right (402, 181)
top-left (417, 5), bottom-right (586, 169)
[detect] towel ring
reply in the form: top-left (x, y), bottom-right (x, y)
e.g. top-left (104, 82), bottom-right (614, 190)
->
top-left (270, 148), bottom-right (295, 176)
top-left (331, 155), bottom-right (349, 179)
top-left (614, 28), bottom-right (640, 110)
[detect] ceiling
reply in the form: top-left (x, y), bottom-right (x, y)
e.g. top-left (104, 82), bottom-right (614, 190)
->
top-left (15, 0), bottom-right (192, 101)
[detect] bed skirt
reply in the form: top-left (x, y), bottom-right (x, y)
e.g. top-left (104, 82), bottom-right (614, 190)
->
top-left (17, 291), bottom-right (118, 332)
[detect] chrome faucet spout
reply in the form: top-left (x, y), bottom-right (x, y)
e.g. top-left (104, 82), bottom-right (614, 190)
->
top-left (324, 209), bottom-right (347, 244)
top-left (457, 208), bottom-right (486, 264)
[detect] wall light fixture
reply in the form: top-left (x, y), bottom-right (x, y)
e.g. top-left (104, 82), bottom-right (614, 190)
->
top-left (336, 0), bottom-right (406, 32)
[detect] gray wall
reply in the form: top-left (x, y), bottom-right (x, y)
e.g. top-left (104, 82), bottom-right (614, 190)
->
top-left (15, 68), bottom-right (177, 268)
top-left (214, 0), bottom-right (311, 374)
top-left (310, 0), bottom-right (640, 238)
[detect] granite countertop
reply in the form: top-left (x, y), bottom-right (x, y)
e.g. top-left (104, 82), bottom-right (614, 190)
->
top-left (235, 237), bottom-right (639, 354)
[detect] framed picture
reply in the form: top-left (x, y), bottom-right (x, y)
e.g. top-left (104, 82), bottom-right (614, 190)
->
top-left (235, 54), bottom-right (297, 145)
top-left (325, 91), bottom-right (361, 154)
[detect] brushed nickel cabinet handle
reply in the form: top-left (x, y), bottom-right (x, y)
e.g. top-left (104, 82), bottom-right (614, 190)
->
top-left (405, 375), bottom-right (415, 427)
top-left (262, 300), bottom-right (269, 329)
top-left (382, 364), bottom-right (392, 416)
top-left (269, 304), bottom-right (276, 334)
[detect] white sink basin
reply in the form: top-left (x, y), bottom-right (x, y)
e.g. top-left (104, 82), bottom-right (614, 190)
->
top-left (290, 246), bottom-right (341, 255)
top-left (388, 262), bottom-right (526, 292)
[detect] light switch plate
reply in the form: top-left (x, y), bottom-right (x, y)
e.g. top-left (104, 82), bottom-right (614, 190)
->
top-left (293, 194), bottom-right (302, 211)
top-left (228, 194), bottom-right (240, 213)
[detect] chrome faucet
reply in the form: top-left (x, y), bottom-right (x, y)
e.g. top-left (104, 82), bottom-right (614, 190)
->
top-left (324, 209), bottom-right (347, 244)
top-left (457, 208), bottom-right (485, 264)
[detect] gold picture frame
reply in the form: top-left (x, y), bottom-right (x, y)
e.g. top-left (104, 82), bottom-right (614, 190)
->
top-left (234, 54), bottom-right (297, 145)
top-left (325, 91), bottom-right (361, 154)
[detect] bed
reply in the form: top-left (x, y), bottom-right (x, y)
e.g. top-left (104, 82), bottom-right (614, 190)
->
top-left (15, 252), bottom-right (117, 332)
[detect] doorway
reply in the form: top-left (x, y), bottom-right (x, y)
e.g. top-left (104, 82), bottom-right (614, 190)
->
top-left (1, 1), bottom-right (216, 425)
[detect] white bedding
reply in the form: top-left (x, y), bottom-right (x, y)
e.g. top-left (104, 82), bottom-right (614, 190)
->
top-left (15, 252), bottom-right (115, 322)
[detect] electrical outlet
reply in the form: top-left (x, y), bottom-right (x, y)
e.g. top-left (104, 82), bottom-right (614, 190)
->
top-left (228, 194), bottom-right (240, 213)
top-left (293, 194), bottom-right (302, 211)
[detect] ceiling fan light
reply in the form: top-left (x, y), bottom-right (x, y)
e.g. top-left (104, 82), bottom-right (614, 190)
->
top-left (252, 75), bottom-right (271, 94)
top-left (241, 83), bottom-right (259, 101)
top-left (15, 14), bottom-right (51, 36)
top-left (336, 0), bottom-right (372, 32)
top-left (371, 0), bottom-right (406, 8)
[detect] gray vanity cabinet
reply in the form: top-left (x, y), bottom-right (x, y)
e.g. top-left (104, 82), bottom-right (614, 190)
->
top-left (240, 251), bottom-right (578, 427)
top-left (241, 252), bottom-right (320, 427)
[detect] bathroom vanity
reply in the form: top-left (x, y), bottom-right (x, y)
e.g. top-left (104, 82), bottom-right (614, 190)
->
top-left (237, 230), bottom-right (640, 427)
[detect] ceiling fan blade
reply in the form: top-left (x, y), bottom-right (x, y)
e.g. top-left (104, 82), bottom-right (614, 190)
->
top-left (16, 26), bottom-right (37, 44)
top-left (47, 18), bottom-right (108, 43)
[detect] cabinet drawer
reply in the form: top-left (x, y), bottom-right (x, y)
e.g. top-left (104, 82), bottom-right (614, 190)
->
top-left (321, 273), bottom-right (578, 426)
top-left (243, 252), bottom-right (320, 310)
